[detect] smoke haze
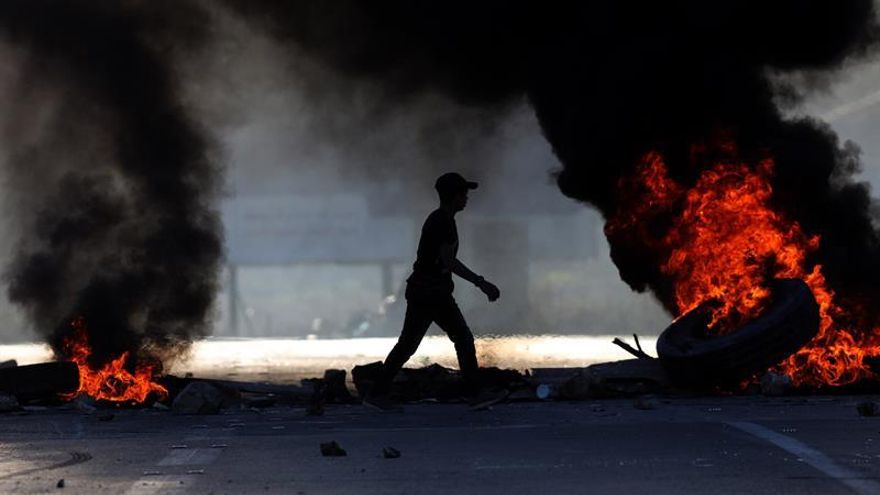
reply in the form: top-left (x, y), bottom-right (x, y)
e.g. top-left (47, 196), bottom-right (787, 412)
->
top-left (0, 1), bottom-right (877, 359)
top-left (0, 1), bottom-right (222, 366)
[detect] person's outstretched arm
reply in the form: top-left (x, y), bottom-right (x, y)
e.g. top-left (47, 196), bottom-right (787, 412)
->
top-left (439, 243), bottom-right (500, 301)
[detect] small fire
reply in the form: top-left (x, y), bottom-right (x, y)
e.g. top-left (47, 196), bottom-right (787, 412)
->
top-left (61, 317), bottom-right (168, 403)
top-left (607, 143), bottom-right (880, 387)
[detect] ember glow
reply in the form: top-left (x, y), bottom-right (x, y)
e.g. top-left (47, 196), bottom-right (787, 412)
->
top-left (607, 145), bottom-right (880, 387)
top-left (61, 317), bottom-right (168, 403)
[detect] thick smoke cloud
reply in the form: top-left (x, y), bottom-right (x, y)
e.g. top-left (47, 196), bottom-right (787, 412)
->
top-left (230, 1), bottom-right (880, 323)
top-left (0, 1), bottom-right (877, 367)
top-left (0, 1), bottom-right (222, 367)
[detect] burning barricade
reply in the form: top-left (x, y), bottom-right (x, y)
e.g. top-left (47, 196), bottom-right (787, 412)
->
top-left (605, 144), bottom-right (880, 392)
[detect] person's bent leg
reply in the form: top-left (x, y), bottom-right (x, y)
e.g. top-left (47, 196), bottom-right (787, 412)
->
top-left (371, 300), bottom-right (433, 397)
top-left (433, 297), bottom-right (480, 394)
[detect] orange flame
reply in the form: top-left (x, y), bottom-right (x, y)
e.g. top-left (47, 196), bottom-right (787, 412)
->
top-left (61, 317), bottom-right (168, 403)
top-left (608, 146), bottom-right (880, 387)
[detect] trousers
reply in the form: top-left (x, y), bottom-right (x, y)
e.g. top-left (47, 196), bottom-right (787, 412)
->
top-left (373, 294), bottom-right (478, 395)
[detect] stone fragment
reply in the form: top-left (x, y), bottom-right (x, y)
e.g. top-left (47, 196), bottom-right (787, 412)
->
top-left (320, 441), bottom-right (347, 457)
top-left (172, 382), bottom-right (226, 415)
top-left (382, 447), bottom-right (401, 459)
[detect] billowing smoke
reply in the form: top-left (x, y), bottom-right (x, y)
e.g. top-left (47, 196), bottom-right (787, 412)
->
top-left (0, 0), bottom-right (878, 370)
top-left (228, 1), bottom-right (880, 322)
top-left (0, 1), bottom-right (222, 368)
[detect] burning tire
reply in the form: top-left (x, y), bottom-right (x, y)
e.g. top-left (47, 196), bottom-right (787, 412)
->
top-left (656, 278), bottom-right (819, 387)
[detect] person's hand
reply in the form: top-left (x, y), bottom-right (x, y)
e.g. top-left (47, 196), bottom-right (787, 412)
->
top-left (477, 279), bottom-right (500, 302)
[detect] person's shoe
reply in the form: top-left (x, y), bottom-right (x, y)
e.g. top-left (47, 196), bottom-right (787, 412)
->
top-left (362, 394), bottom-right (403, 412)
top-left (468, 388), bottom-right (509, 411)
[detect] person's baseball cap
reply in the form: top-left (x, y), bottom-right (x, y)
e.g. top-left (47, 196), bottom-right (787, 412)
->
top-left (435, 172), bottom-right (478, 196)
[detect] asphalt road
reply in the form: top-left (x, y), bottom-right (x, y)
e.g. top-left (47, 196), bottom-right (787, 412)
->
top-left (1, 396), bottom-right (879, 494)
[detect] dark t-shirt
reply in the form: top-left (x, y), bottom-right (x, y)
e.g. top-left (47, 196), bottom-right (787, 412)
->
top-left (407, 208), bottom-right (458, 298)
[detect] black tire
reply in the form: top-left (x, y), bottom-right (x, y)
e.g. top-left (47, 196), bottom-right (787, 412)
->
top-left (656, 278), bottom-right (819, 387)
top-left (0, 362), bottom-right (79, 399)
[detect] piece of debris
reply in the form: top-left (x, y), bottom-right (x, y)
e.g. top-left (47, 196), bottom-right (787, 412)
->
top-left (0, 362), bottom-right (78, 400)
top-left (353, 362), bottom-right (524, 403)
top-left (857, 401), bottom-right (880, 417)
top-left (320, 441), bottom-right (347, 457)
top-left (56, 479), bottom-right (64, 488)
top-left (0, 393), bottom-right (20, 413)
top-left (97, 412), bottom-right (115, 422)
top-left (172, 382), bottom-right (228, 415)
top-left (634, 395), bottom-right (659, 410)
top-left (323, 369), bottom-right (353, 403)
top-left (382, 447), bottom-right (401, 459)
top-left (305, 381), bottom-right (325, 417)
top-left (554, 359), bottom-right (672, 400)
top-left (612, 334), bottom-right (654, 360)
top-left (760, 372), bottom-right (792, 396)
top-left (352, 361), bottom-right (385, 398)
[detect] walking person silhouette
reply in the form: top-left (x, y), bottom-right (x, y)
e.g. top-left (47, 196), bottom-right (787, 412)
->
top-left (363, 172), bottom-right (506, 411)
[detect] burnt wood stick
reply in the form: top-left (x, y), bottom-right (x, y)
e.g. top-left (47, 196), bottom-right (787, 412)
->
top-left (633, 334), bottom-right (645, 354)
top-left (612, 338), bottom-right (653, 360)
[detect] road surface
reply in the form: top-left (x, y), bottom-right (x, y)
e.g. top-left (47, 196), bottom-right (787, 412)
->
top-left (1, 396), bottom-right (878, 494)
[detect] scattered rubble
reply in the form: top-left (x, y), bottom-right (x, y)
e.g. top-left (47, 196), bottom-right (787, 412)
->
top-left (320, 441), bottom-right (347, 457)
top-left (172, 382), bottom-right (231, 415)
top-left (535, 359), bottom-right (672, 400)
top-left (353, 362), bottom-right (525, 401)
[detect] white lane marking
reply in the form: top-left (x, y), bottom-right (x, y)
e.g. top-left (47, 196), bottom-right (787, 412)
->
top-left (123, 439), bottom-right (222, 495)
top-left (124, 476), bottom-right (193, 495)
top-left (728, 421), bottom-right (880, 495)
top-left (157, 448), bottom-right (221, 466)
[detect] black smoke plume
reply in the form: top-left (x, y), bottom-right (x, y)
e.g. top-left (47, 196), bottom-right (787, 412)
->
top-left (229, 1), bottom-right (880, 323)
top-left (1, 1), bottom-right (878, 371)
top-left (0, 1), bottom-right (222, 368)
